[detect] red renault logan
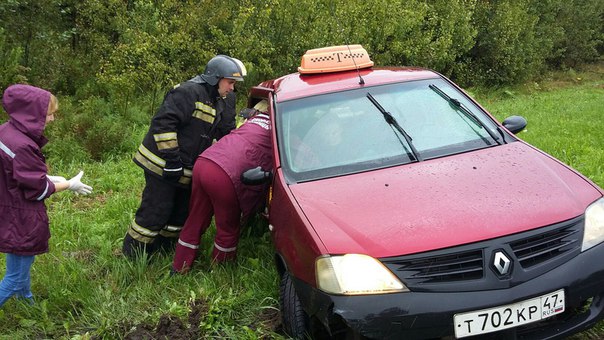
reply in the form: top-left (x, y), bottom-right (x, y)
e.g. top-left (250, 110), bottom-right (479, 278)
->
top-left (242, 45), bottom-right (604, 339)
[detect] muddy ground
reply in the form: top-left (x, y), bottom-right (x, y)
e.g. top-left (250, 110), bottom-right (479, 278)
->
top-left (123, 298), bottom-right (282, 339)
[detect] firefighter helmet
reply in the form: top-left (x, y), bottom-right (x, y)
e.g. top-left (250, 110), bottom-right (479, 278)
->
top-left (200, 55), bottom-right (247, 86)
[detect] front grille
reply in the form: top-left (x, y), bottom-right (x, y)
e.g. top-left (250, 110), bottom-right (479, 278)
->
top-left (509, 224), bottom-right (580, 269)
top-left (385, 250), bottom-right (483, 284)
top-left (381, 216), bottom-right (583, 290)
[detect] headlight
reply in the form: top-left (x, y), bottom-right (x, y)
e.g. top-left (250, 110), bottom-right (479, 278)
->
top-left (315, 254), bottom-right (408, 295)
top-left (582, 197), bottom-right (604, 252)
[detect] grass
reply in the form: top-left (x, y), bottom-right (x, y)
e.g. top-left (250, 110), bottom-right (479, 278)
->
top-left (0, 65), bottom-right (603, 339)
top-left (0, 157), bottom-right (282, 339)
top-left (472, 65), bottom-right (604, 189)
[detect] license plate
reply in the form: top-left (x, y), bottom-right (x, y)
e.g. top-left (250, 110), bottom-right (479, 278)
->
top-left (454, 289), bottom-right (565, 338)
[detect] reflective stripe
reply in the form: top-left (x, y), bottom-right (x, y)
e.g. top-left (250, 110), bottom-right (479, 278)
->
top-left (178, 173), bottom-right (192, 185)
top-left (214, 242), bottom-right (236, 253)
top-left (154, 132), bottom-right (178, 150)
top-left (156, 140), bottom-right (178, 150)
top-left (127, 220), bottom-right (158, 243)
top-left (36, 181), bottom-right (49, 201)
top-left (161, 224), bottom-right (182, 237)
top-left (193, 102), bottom-right (216, 124)
top-left (134, 151), bottom-right (163, 177)
top-left (195, 102), bottom-right (216, 115)
top-left (153, 132), bottom-right (177, 142)
top-left (134, 151), bottom-right (193, 186)
top-left (164, 167), bottom-right (183, 172)
top-left (130, 221), bottom-right (159, 237)
top-left (193, 111), bottom-right (215, 124)
top-left (178, 239), bottom-right (199, 250)
top-left (137, 144), bottom-right (166, 167)
top-left (179, 177), bottom-right (192, 185)
top-left (163, 225), bottom-right (183, 232)
top-left (127, 228), bottom-right (155, 243)
top-left (0, 141), bottom-right (15, 158)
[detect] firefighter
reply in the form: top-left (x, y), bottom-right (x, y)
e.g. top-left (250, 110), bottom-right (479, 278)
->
top-left (122, 55), bottom-right (247, 259)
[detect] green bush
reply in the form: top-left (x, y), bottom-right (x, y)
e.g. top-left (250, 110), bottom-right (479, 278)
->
top-left (2, 0), bottom-right (603, 153)
top-left (0, 27), bottom-right (27, 94)
top-left (459, 0), bottom-right (541, 86)
top-left (45, 96), bottom-right (148, 163)
top-left (545, 0), bottom-right (603, 68)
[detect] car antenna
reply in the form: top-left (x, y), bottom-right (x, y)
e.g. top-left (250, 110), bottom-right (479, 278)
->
top-left (334, 0), bottom-right (364, 85)
top-left (346, 44), bottom-right (365, 85)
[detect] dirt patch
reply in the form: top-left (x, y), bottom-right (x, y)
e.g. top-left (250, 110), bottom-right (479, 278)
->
top-left (123, 298), bottom-right (282, 339)
top-left (124, 299), bottom-right (207, 340)
top-left (250, 307), bottom-right (282, 335)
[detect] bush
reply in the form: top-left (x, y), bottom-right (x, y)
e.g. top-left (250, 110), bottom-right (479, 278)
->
top-left (0, 27), bottom-right (27, 94)
top-left (545, 0), bottom-right (603, 68)
top-left (2, 0), bottom-right (603, 104)
top-left (458, 0), bottom-right (541, 86)
top-left (45, 96), bottom-right (148, 163)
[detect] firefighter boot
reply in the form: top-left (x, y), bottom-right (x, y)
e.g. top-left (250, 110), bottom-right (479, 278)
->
top-left (155, 235), bottom-right (178, 254)
top-left (122, 233), bottom-right (154, 260)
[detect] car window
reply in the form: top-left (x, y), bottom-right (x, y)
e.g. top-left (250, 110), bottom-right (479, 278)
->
top-left (276, 78), bottom-right (504, 182)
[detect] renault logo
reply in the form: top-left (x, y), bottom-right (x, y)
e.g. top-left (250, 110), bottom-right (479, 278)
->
top-left (493, 251), bottom-right (511, 276)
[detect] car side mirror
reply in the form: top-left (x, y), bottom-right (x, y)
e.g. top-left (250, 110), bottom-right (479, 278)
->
top-left (502, 115), bottom-right (527, 134)
top-left (241, 166), bottom-right (272, 185)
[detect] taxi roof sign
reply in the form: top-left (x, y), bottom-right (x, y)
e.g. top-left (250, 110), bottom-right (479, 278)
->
top-left (298, 45), bottom-right (374, 74)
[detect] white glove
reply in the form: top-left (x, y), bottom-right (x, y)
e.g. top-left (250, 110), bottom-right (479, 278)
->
top-left (67, 171), bottom-right (93, 195)
top-left (47, 175), bottom-right (67, 184)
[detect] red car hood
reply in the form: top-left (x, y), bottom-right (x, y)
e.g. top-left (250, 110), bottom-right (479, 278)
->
top-left (288, 142), bottom-right (602, 258)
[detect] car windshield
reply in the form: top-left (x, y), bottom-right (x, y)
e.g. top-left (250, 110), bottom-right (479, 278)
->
top-left (276, 78), bottom-right (504, 182)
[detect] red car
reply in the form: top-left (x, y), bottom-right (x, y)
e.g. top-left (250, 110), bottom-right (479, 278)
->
top-left (243, 45), bottom-right (604, 339)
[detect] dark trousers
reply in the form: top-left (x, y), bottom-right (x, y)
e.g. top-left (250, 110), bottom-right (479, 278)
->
top-left (125, 172), bottom-right (191, 252)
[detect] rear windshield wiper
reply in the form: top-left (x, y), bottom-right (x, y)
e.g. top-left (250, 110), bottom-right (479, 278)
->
top-left (366, 93), bottom-right (422, 162)
top-left (429, 84), bottom-right (501, 145)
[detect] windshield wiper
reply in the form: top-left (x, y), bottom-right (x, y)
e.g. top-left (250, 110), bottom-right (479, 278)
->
top-left (366, 93), bottom-right (421, 161)
top-left (429, 84), bottom-right (501, 145)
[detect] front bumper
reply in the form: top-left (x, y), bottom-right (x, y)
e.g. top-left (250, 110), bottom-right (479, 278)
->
top-left (294, 242), bottom-right (604, 339)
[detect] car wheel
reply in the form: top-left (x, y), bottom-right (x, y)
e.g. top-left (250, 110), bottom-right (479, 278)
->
top-left (280, 271), bottom-right (310, 339)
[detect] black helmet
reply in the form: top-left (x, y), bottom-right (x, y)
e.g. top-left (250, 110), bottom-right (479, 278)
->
top-left (199, 55), bottom-right (247, 86)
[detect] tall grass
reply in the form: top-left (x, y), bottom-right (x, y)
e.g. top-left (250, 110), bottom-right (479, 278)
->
top-left (0, 68), bottom-right (602, 339)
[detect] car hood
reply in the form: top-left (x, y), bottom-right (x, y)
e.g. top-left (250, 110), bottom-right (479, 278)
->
top-left (288, 142), bottom-right (602, 258)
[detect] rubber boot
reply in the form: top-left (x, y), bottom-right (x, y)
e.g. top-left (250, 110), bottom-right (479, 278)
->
top-left (156, 235), bottom-right (178, 254)
top-left (122, 233), bottom-right (153, 260)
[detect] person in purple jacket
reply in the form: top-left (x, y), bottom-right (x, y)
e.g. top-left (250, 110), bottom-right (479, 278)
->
top-left (0, 84), bottom-right (92, 307)
top-left (172, 99), bottom-right (272, 273)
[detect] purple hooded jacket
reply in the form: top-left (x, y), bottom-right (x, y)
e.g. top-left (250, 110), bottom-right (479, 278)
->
top-left (0, 84), bottom-right (56, 255)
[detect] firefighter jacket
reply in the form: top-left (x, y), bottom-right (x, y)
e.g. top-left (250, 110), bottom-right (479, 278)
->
top-left (133, 81), bottom-right (236, 187)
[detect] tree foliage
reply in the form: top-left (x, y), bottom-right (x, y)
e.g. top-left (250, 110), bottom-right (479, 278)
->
top-left (2, 0), bottom-right (602, 92)
top-left (0, 0), bottom-right (602, 159)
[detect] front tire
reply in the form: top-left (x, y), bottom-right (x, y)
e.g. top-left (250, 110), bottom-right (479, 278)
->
top-left (280, 271), bottom-right (310, 339)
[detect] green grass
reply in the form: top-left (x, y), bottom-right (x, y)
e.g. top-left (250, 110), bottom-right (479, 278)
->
top-left (0, 158), bottom-right (282, 339)
top-left (0, 67), bottom-right (603, 339)
top-left (473, 68), bottom-right (604, 189)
